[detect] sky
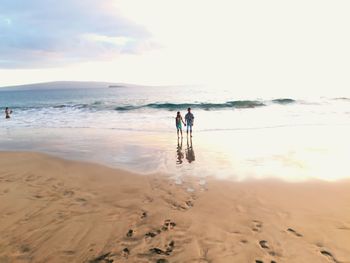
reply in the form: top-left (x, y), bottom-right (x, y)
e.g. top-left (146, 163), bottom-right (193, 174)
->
top-left (0, 0), bottom-right (350, 97)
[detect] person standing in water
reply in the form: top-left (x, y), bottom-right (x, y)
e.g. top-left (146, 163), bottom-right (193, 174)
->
top-left (185, 107), bottom-right (194, 137)
top-left (5, 107), bottom-right (12, 119)
top-left (175, 111), bottom-right (186, 138)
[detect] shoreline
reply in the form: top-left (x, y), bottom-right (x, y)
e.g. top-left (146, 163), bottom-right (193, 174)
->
top-left (0, 151), bottom-right (349, 262)
top-left (2, 126), bottom-right (350, 183)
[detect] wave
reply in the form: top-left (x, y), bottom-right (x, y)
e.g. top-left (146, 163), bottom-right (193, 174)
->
top-left (53, 103), bottom-right (89, 109)
top-left (271, 98), bottom-right (296, 104)
top-left (115, 100), bottom-right (266, 111)
top-left (333, 97), bottom-right (350, 101)
top-left (8, 98), bottom-right (299, 112)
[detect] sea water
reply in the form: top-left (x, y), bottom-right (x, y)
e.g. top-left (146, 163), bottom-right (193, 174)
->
top-left (1, 84), bottom-right (350, 182)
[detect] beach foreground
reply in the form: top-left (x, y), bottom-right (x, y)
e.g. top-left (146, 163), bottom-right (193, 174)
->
top-left (0, 152), bottom-right (349, 263)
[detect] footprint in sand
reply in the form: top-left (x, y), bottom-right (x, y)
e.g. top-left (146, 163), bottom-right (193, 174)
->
top-left (259, 240), bottom-right (269, 249)
top-left (122, 229), bottom-right (139, 248)
top-left (143, 195), bottom-right (154, 203)
top-left (145, 230), bottom-right (160, 239)
top-left (62, 250), bottom-right (75, 256)
top-left (75, 197), bottom-right (87, 202)
top-left (149, 240), bottom-right (175, 256)
top-left (167, 199), bottom-right (193, 211)
top-left (122, 248), bottom-right (130, 258)
top-left (145, 219), bottom-right (176, 239)
top-left (240, 239), bottom-right (248, 244)
top-left (63, 190), bottom-right (74, 197)
top-left (89, 252), bottom-right (114, 263)
top-left (161, 219), bottom-right (176, 231)
top-left (24, 174), bottom-right (37, 182)
top-left (252, 220), bottom-right (263, 232)
top-left (287, 228), bottom-right (303, 237)
top-left (126, 229), bottom-right (134, 237)
top-left (320, 250), bottom-right (339, 263)
top-left (166, 240), bottom-right (175, 254)
top-left (337, 223), bottom-right (350, 231)
top-left (140, 211), bottom-right (148, 219)
top-left (19, 244), bottom-right (31, 253)
top-left (235, 204), bottom-right (246, 213)
top-left (185, 200), bottom-right (194, 207)
top-left (150, 248), bottom-right (166, 255)
top-left (259, 240), bottom-right (279, 258)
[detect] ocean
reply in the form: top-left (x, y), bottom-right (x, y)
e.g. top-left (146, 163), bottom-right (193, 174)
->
top-left (1, 83), bottom-right (350, 182)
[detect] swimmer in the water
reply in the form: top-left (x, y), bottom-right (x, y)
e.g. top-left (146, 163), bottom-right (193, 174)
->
top-left (5, 107), bottom-right (12, 119)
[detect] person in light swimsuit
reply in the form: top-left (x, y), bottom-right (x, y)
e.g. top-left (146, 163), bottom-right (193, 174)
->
top-left (175, 111), bottom-right (186, 138)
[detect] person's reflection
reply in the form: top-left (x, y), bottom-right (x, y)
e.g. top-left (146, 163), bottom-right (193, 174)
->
top-left (176, 137), bottom-right (184, 164)
top-left (186, 136), bottom-right (195, 163)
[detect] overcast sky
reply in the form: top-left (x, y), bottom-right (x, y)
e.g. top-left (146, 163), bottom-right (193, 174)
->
top-left (0, 0), bottom-right (350, 97)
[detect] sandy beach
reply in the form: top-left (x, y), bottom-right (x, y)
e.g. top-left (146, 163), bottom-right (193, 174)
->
top-left (3, 0), bottom-right (350, 262)
top-left (0, 152), bottom-right (349, 263)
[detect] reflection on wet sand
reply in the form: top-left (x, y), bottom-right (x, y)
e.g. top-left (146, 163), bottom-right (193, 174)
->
top-left (186, 136), bottom-right (195, 163)
top-left (176, 137), bottom-right (184, 164)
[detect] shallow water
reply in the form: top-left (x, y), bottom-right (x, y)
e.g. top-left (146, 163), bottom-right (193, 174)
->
top-left (1, 125), bottom-right (349, 182)
top-left (1, 85), bottom-right (350, 182)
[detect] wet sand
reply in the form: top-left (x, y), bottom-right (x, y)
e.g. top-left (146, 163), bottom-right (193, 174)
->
top-left (0, 152), bottom-right (349, 263)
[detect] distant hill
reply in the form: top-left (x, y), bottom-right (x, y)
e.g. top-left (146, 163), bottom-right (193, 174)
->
top-left (0, 81), bottom-right (143, 91)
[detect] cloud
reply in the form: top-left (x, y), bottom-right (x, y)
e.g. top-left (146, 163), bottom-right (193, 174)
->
top-left (0, 0), bottom-right (155, 68)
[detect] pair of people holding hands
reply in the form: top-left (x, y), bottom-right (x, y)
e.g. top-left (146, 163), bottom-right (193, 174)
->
top-left (175, 107), bottom-right (194, 138)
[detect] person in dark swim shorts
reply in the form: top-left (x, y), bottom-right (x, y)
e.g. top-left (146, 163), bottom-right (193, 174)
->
top-left (185, 107), bottom-right (194, 137)
top-left (5, 107), bottom-right (12, 119)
